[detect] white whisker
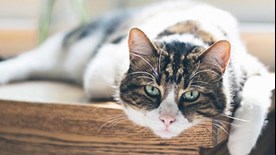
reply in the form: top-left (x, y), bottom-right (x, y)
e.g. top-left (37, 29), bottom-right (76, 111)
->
top-left (206, 128), bottom-right (218, 142)
top-left (213, 119), bottom-right (240, 127)
top-left (137, 76), bottom-right (155, 81)
top-left (130, 53), bottom-right (158, 76)
top-left (220, 114), bottom-right (249, 122)
top-left (126, 71), bottom-right (156, 79)
top-left (143, 128), bottom-right (151, 136)
top-left (190, 81), bottom-right (209, 85)
top-left (147, 81), bottom-right (154, 85)
top-left (189, 68), bottom-right (220, 82)
top-left (110, 118), bottom-right (127, 129)
top-left (103, 114), bottom-right (125, 121)
top-left (189, 84), bottom-right (206, 90)
top-left (213, 122), bottom-right (229, 135)
top-left (214, 120), bottom-right (240, 128)
top-left (98, 114), bottom-right (126, 130)
top-left (188, 63), bottom-right (201, 81)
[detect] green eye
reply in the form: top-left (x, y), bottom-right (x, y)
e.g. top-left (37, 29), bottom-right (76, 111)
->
top-left (144, 85), bottom-right (160, 97)
top-left (182, 91), bottom-right (200, 102)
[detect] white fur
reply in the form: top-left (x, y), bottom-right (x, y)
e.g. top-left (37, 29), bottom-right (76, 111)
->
top-left (0, 33), bottom-right (66, 84)
top-left (84, 44), bottom-right (119, 98)
top-left (84, 41), bottom-right (130, 99)
top-left (0, 1), bottom-right (273, 154)
top-left (65, 31), bottom-right (105, 83)
top-left (228, 74), bottom-right (275, 155)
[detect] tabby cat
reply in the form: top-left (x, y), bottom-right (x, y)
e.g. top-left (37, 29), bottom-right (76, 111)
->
top-left (0, 1), bottom-right (274, 154)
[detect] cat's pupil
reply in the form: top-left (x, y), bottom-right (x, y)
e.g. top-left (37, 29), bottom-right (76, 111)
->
top-left (191, 92), bottom-right (196, 98)
top-left (183, 91), bottom-right (200, 102)
top-left (145, 85), bottom-right (160, 97)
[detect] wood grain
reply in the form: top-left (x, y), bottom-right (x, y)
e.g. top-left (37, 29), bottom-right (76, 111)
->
top-left (0, 99), bottom-right (228, 155)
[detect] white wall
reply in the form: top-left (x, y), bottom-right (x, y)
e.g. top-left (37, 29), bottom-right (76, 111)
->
top-left (0, 0), bottom-right (274, 29)
top-left (0, 0), bottom-right (274, 69)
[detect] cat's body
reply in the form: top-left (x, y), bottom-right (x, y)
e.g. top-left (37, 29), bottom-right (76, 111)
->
top-left (0, 1), bottom-right (274, 155)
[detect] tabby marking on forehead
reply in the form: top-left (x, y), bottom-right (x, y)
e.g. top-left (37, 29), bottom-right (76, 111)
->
top-left (157, 20), bottom-right (218, 45)
top-left (155, 41), bottom-right (204, 86)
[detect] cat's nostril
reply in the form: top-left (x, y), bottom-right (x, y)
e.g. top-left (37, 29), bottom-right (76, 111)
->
top-left (170, 119), bottom-right (176, 124)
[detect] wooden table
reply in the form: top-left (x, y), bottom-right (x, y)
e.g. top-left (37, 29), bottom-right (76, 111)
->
top-left (0, 81), bottom-right (230, 155)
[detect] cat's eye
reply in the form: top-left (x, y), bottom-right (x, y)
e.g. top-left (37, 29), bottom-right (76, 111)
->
top-left (182, 91), bottom-right (200, 102)
top-left (144, 85), bottom-right (160, 97)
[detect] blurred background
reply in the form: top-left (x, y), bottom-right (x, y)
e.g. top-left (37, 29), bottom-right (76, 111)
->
top-left (0, 0), bottom-right (275, 70)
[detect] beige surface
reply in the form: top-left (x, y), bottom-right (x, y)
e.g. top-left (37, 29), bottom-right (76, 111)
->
top-left (0, 81), bottom-right (85, 103)
top-left (0, 0), bottom-right (274, 23)
top-left (241, 31), bottom-right (275, 71)
top-left (0, 81), bottom-right (122, 110)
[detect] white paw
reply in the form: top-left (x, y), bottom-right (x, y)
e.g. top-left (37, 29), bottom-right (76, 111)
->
top-left (227, 126), bottom-right (256, 155)
top-left (242, 74), bottom-right (275, 108)
top-left (243, 74), bottom-right (275, 96)
top-left (228, 139), bottom-right (253, 155)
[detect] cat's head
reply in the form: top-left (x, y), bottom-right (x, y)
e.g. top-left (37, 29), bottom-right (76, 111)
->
top-left (119, 28), bottom-right (231, 138)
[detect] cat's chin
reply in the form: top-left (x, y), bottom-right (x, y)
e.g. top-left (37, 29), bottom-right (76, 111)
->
top-left (153, 130), bottom-right (180, 139)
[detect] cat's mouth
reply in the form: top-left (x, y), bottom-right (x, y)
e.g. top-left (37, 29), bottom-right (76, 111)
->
top-left (123, 107), bottom-right (195, 139)
top-left (150, 119), bottom-right (204, 139)
top-left (153, 129), bottom-right (180, 139)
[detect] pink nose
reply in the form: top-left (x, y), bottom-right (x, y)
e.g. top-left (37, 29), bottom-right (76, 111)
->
top-left (159, 115), bottom-right (176, 127)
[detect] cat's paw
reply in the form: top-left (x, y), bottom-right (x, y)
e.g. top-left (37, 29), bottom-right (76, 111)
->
top-left (242, 74), bottom-right (275, 108)
top-left (227, 141), bottom-right (252, 155)
top-left (243, 74), bottom-right (275, 95)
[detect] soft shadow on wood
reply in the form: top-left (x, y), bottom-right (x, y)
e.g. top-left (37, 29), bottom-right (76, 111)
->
top-left (0, 99), bottom-right (228, 155)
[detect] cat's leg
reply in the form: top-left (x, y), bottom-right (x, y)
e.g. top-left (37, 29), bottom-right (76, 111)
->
top-left (0, 32), bottom-right (98, 84)
top-left (84, 44), bottom-right (118, 99)
top-left (0, 33), bottom-right (66, 84)
top-left (227, 74), bottom-right (275, 155)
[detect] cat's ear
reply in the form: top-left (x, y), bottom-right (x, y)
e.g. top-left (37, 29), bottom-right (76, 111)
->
top-left (200, 40), bottom-right (231, 73)
top-left (128, 28), bottom-right (156, 60)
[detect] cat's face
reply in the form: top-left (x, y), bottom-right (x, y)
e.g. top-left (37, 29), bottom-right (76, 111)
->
top-left (119, 28), bottom-right (231, 138)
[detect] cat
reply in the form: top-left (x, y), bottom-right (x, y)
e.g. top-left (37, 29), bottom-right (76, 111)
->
top-left (0, 1), bottom-right (274, 154)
